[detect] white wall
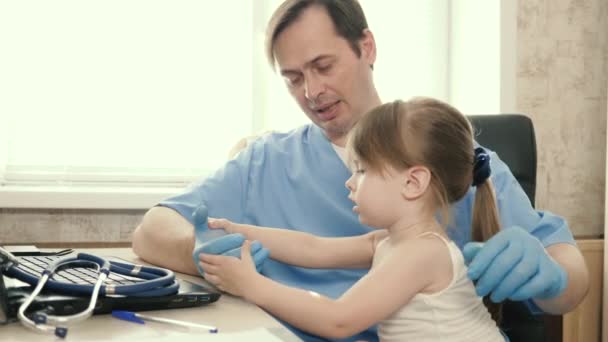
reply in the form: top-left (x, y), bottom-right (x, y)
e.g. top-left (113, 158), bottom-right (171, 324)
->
top-left (449, 0), bottom-right (517, 114)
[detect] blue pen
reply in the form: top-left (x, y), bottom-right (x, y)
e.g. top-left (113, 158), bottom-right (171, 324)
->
top-left (111, 310), bottom-right (218, 333)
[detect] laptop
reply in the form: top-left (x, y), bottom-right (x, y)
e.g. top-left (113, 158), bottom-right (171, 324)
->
top-left (0, 251), bottom-right (221, 324)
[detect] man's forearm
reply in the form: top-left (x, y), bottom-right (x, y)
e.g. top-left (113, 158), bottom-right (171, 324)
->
top-left (534, 243), bottom-right (589, 314)
top-left (132, 206), bottom-right (198, 275)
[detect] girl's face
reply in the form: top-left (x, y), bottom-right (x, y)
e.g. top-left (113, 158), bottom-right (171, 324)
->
top-left (345, 159), bottom-right (406, 229)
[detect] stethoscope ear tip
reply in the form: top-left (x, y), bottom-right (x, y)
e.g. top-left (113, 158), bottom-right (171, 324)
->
top-left (33, 313), bottom-right (47, 324)
top-left (54, 327), bottom-right (68, 338)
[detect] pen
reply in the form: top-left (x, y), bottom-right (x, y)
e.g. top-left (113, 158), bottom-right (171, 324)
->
top-left (111, 310), bottom-right (218, 333)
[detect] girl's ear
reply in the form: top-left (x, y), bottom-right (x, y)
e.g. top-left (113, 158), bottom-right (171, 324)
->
top-left (401, 166), bottom-right (431, 200)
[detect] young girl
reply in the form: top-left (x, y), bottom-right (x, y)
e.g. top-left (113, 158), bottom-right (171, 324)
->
top-left (199, 98), bottom-right (505, 341)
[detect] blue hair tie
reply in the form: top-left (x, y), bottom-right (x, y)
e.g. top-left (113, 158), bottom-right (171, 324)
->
top-left (472, 147), bottom-right (491, 186)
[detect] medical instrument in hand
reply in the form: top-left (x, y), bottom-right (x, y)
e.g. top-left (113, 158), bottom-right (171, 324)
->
top-left (194, 204), bottom-right (228, 241)
top-left (191, 203), bottom-right (269, 276)
top-left (0, 247), bottom-right (178, 338)
top-left (112, 310), bottom-right (218, 333)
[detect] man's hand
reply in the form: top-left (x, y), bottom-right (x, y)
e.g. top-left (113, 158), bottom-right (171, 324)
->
top-left (463, 226), bottom-right (568, 303)
top-left (191, 205), bottom-right (269, 277)
top-left (199, 240), bottom-right (261, 296)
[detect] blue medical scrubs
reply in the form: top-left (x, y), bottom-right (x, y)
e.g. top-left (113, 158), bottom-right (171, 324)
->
top-left (159, 124), bottom-right (574, 342)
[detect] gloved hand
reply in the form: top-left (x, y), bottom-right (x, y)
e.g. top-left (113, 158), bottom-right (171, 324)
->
top-left (191, 205), bottom-right (269, 276)
top-left (463, 226), bottom-right (568, 303)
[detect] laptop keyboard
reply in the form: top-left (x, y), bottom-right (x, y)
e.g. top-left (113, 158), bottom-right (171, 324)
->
top-left (15, 255), bottom-right (144, 286)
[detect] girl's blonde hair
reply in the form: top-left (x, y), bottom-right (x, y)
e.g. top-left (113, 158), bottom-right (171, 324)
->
top-left (347, 98), bottom-right (502, 321)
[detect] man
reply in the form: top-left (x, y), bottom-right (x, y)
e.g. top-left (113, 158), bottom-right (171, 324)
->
top-left (132, 1), bottom-right (588, 341)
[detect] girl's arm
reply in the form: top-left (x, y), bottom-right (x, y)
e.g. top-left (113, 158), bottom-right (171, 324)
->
top-left (200, 237), bottom-right (448, 340)
top-left (209, 218), bottom-right (387, 269)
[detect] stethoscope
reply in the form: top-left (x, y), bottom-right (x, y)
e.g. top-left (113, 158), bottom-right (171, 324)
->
top-left (0, 247), bottom-right (178, 338)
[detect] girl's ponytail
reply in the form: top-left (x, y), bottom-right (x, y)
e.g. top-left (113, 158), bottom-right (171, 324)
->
top-left (471, 148), bottom-right (502, 323)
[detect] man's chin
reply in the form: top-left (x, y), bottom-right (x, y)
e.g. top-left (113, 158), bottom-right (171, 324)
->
top-left (321, 123), bottom-right (351, 143)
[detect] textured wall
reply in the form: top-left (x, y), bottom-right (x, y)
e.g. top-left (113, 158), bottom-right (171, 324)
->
top-left (1, 0), bottom-right (607, 244)
top-left (517, 0), bottom-right (608, 237)
top-left (0, 209), bottom-right (143, 244)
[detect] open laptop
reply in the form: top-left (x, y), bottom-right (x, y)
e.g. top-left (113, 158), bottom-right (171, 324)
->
top-left (0, 251), bottom-right (221, 324)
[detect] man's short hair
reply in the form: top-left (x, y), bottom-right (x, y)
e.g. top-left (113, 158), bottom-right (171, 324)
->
top-left (265, 0), bottom-right (369, 70)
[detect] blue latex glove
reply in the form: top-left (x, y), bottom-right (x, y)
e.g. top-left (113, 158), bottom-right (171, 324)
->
top-left (463, 226), bottom-right (568, 303)
top-left (191, 204), bottom-right (269, 276)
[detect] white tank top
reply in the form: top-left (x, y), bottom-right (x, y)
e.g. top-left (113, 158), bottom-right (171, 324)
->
top-left (376, 232), bottom-right (505, 342)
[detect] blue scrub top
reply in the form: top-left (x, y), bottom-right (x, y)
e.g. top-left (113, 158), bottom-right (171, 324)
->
top-left (159, 124), bottom-right (574, 342)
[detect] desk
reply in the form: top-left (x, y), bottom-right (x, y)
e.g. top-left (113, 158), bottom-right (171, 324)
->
top-left (0, 248), bottom-right (301, 342)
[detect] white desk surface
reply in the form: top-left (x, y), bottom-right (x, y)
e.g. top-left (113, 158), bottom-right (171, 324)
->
top-left (0, 248), bottom-right (301, 342)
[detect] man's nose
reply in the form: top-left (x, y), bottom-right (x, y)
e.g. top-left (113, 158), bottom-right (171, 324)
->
top-left (304, 75), bottom-right (324, 101)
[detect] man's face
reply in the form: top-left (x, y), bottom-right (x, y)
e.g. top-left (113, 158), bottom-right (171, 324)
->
top-left (273, 6), bottom-right (379, 145)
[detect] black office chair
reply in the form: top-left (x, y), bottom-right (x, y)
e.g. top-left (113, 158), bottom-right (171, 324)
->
top-left (468, 114), bottom-right (547, 342)
top-left (469, 114), bottom-right (537, 204)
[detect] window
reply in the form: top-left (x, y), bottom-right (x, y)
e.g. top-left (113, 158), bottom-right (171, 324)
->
top-left (1, 1), bottom-right (256, 188)
top-left (0, 1), bottom-right (510, 208)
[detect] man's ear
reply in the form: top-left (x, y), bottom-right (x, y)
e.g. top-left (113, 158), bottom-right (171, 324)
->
top-left (360, 29), bottom-right (376, 65)
top-left (401, 166), bottom-right (431, 200)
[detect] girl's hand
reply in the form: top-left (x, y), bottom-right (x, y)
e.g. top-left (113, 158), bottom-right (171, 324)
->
top-left (199, 240), bottom-right (261, 297)
top-left (208, 217), bottom-right (245, 235)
